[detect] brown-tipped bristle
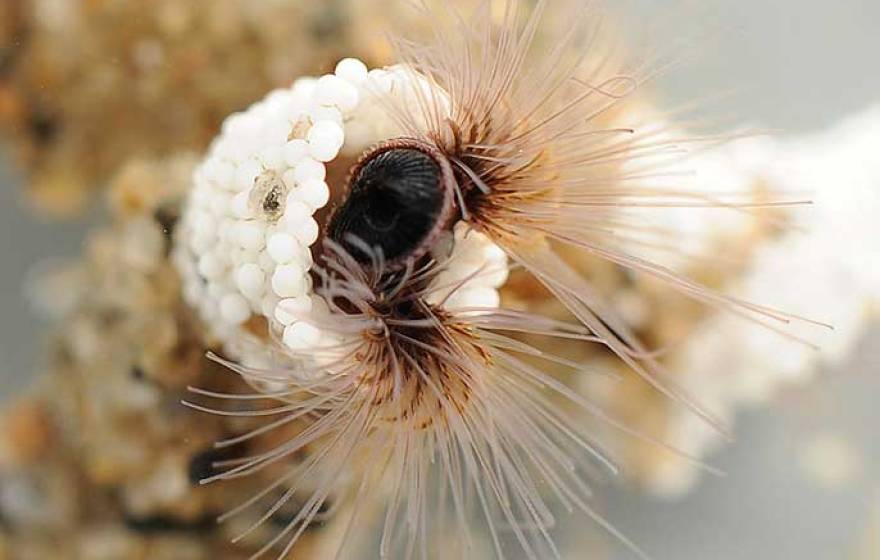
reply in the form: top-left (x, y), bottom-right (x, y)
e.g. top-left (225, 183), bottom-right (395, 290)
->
top-left (375, 0), bottom-right (824, 438)
top-left (357, 304), bottom-right (487, 430)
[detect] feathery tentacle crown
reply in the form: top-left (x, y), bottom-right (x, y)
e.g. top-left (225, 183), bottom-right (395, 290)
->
top-left (174, 1), bottom-right (824, 558)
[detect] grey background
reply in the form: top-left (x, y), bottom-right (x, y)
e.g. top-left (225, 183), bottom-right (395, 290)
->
top-left (1, 1), bottom-right (878, 559)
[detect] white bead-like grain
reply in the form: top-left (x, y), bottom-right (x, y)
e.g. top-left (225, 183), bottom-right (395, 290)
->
top-left (291, 77), bottom-right (317, 101)
top-left (290, 216), bottom-right (319, 246)
top-left (220, 293), bottom-right (251, 325)
top-left (274, 296), bottom-right (313, 326)
top-left (189, 232), bottom-right (213, 254)
top-left (483, 243), bottom-right (507, 263)
top-left (271, 264), bottom-right (306, 298)
top-left (208, 191), bottom-right (230, 216)
top-left (261, 122), bottom-right (291, 148)
top-left (209, 160), bottom-right (236, 189)
top-left (297, 179), bottom-right (330, 210)
top-left (283, 321), bottom-right (323, 350)
top-left (260, 293), bottom-right (280, 318)
top-left (235, 221), bottom-right (266, 252)
top-left (307, 121), bottom-right (345, 162)
top-left (216, 218), bottom-right (236, 243)
top-left (267, 232), bottom-right (300, 264)
top-left (192, 211), bottom-right (217, 238)
top-left (335, 58), bottom-right (369, 85)
top-left (293, 158), bottom-right (326, 184)
top-left (259, 144), bottom-right (286, 170)
top-left (283, 139), bottom-right (309, 166)
top-left (309, 106), bottom-right (343, 126)
top-left (281, 198), bottom-right (313, 226)
top-left (447, 287), bottom-right (501, 310)
top-left (314, 74), bottom-right (359, 112)
top-left (199, 299), bottom-right (219, 322)
top-left (207, 281), bottom-right (227, 301)
top-left (483, 264), bottom-right (510, 288)
top-left (281, 168), bottom-right (299, 191)
top-left (197, 252), bottom-right (225, 279)
top-left (231, 191), bottom-right (253, 219)
top-left (235, 263), bottom-right (266, 300)
top-left (234, 159), bottom-right (262, 192)
top-left (229, 247), bottom-right (250, 267)
top-left (257, 250), bottom-right (275, 272)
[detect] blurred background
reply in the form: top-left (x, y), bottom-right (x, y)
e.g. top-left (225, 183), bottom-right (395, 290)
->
top-left (0, 1), bottom-right (877, 558)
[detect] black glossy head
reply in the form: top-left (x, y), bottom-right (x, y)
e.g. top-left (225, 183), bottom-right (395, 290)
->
top-left (327, 141), bottom-right (455, 266)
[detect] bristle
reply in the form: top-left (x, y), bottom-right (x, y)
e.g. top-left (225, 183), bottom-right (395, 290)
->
top-left (379, 0), bottom-right (828, 432)
top-left (187, 238), bottom-right (674, 558)
top-left (179, 1), bottom-right (830, 558)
